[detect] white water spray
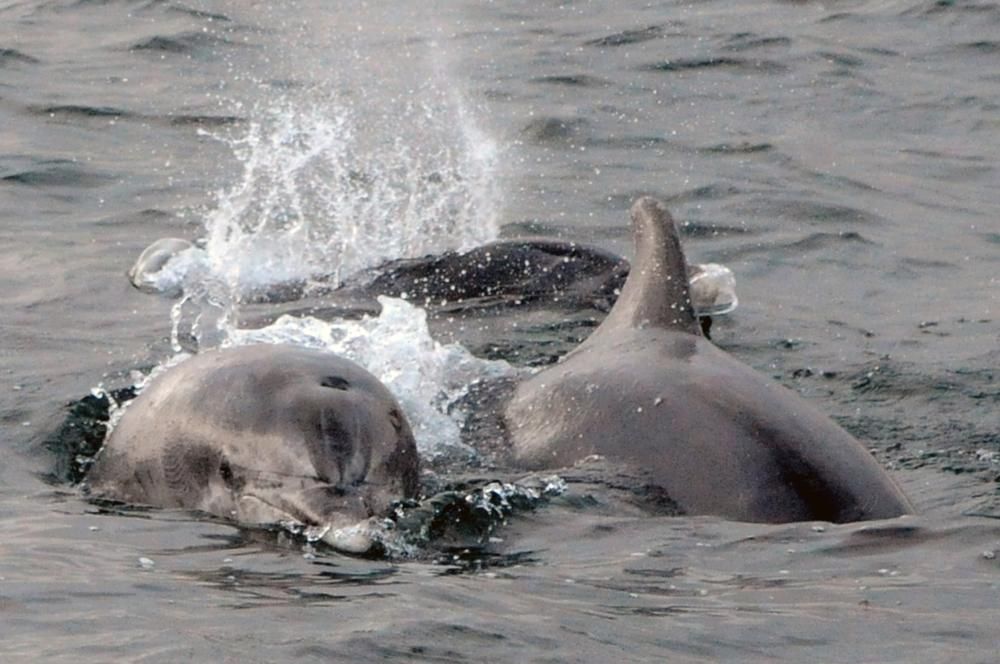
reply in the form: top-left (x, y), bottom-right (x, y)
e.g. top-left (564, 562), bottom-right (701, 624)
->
top-left (199, 89), bottom-right (500, 297)
top-left (149, 82), bottom-right (510, 456)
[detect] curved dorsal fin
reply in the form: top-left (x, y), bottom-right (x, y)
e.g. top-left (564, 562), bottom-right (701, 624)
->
top-left (585, 197), bottom-right (701, 344)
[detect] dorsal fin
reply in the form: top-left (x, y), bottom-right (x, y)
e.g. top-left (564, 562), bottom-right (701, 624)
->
top-left (584, 197), bottom-right (701, 345)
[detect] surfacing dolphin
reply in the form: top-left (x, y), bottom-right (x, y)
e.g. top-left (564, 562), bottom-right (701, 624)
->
top-left (86, 344), bottom-right (420, 552)
top-left (504, 197), bottom-right (913, 524)
top-left (126, 236), bottom-right (737, 324)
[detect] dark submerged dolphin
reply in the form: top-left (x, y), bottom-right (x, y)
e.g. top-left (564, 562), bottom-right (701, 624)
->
top-left (354, 239), bottom-right (736, 332)
top-left (86, 344), bottom-right (420, 551)
top-left (504, 197), bottom-right (913, 524)
top-left (128, 236), bottom-right (736, 337)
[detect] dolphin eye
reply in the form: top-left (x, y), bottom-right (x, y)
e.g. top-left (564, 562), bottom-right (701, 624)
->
top-left (219, 459), bottom-right (233, 483)
top-left (219, 458), bottom-right (242, 490)
top-left (321, 376), bottom-right (350, 390)
top-left (388, 408), bottom-right (403, 433)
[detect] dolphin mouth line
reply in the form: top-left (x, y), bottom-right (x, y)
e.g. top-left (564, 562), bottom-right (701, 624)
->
top-left (238, 491), bottom-right (379, 554)
top-left (238, 491), bottom-right (315, 526)
top-left (239, 484), bottom-right (374, 526)
top-left (226, 460), bottom-right (328, 484)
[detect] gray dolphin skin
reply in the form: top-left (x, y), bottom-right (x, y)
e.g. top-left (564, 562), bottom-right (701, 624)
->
top-left (505, 197), bottom-right (913, 524)
top-left (87, 344), bottom-right (419, 547)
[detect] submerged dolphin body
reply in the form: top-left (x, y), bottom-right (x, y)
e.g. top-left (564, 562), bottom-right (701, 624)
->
top-left (505, 197), bottom-right (913, 524)
top-left (127, 236), bottom-right (737, 319)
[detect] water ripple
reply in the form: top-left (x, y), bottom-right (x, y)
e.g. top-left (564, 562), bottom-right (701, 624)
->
top-left (529, 74), bottom-right (610, 87)
top-left (0, 48), bottom-right (40, 65)
top-left (1, 159), bottom-right (111, 187)
top-left (34, 104), bottom-right (130, 118)
top-left (128, 31), bottom-right (246, 56)
top-left (584, 25), bottom-right (667, 48)
top-left (641, 57), bottom-right (789, 75)
top-left (721, 34), bottom-right (792, 52)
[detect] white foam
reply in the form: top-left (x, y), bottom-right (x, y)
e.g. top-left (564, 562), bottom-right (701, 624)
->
top-left (224, 297), bottom-right (514, 458)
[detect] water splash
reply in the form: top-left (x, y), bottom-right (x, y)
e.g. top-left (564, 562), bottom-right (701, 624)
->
top-left (311, 474), bottom-right (568, 558)
top-left (225, 297), bottom-right (514, 458)
top-left (119, 71), bottom-right (512, 487)
top-left (199, 90), bottom-right (501, 298)
top-left (148, 82), bottom-right (510, 454)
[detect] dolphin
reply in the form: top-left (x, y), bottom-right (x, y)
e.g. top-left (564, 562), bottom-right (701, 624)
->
top-left (86, 344), bottom-right (420, 551)
top-left (504, 197), bottom-right (913, 524)
top-left (126, 236), bottom-right (737, 327)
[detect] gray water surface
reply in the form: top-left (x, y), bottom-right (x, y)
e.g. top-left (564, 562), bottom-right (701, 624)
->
top-left (2, 1), bottom-right (998, 661)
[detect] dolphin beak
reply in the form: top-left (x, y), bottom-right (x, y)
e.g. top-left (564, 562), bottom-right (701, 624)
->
top-left (235, 487), bottom-right (380, 554)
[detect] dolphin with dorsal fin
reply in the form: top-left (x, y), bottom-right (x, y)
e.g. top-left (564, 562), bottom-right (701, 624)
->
top-left (504, 197), bottom-right (913, 523)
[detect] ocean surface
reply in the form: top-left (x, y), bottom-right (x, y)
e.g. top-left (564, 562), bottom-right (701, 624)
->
top-left (2, 0), bottom-right (999, 661)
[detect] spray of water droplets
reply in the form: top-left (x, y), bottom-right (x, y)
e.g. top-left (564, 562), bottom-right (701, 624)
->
top-left (200, 91), bottom-right (501, 296)
top-left (146, 86), bottom-right (513, 458)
